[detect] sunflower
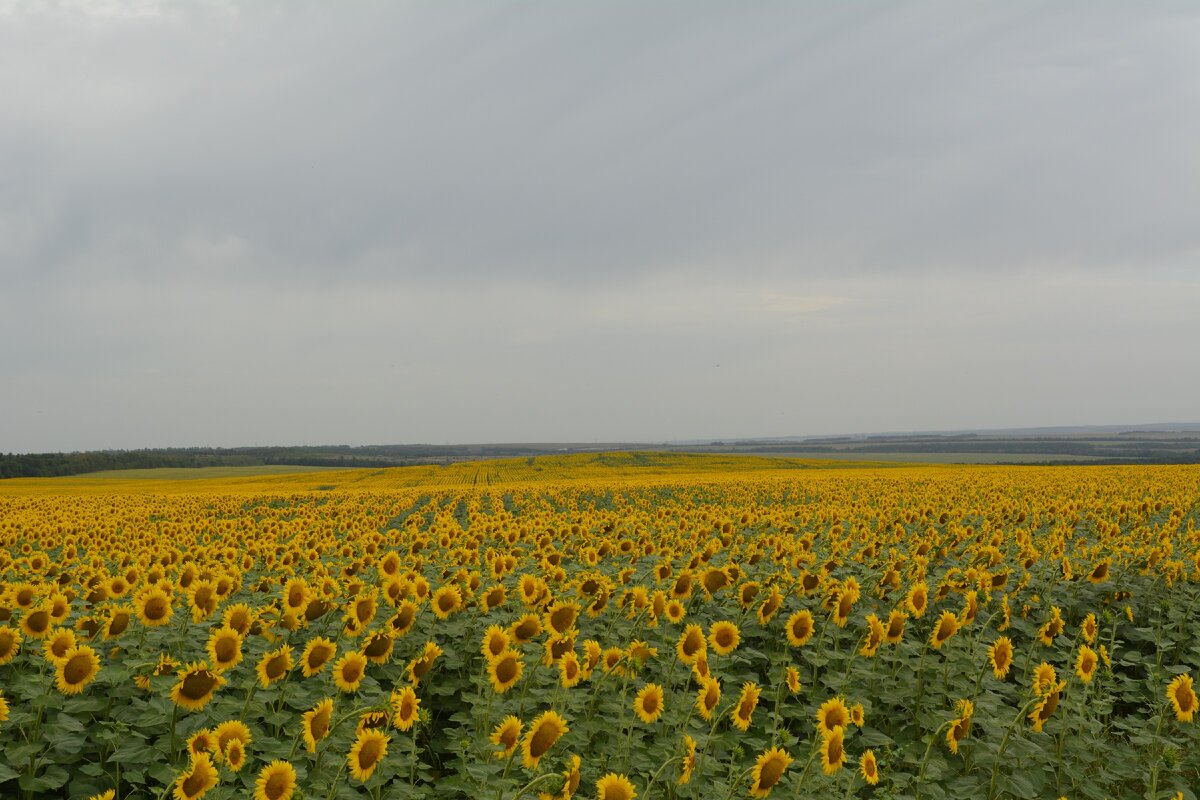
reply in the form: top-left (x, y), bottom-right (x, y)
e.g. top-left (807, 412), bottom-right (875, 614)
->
top-left (546, 601), bottom-right (580, 637)
top-left (43, 628), bottom-right (76, 663)
top-left (0, 625), bottom-right (21, 665)
top-left (860, 614), bottom-right (885, 657)
top-left (511, 613), bottom-right (543, 644)
top-left (945, 699), bottom-right (973, 754)
top-left (173, 752), bottom-right (218, 800)
top-left (302, 698), bottom-right (334, 752)
top-left (595, 773), bottom-right (636, 800)
top-left (785, 666), bottom-right (802, 695)
top-left (55, 645), bottom-right (100, 695)
top-left (559, 651), bottom-right (582, 688)
top-left (333, 651), bottom-right (369, 693)
top-left (390, 685), bottom-right (420, 731)
top-left (1167, 673), bottom-right (1197, 723)
top-left (1081, 612), bottom-right (1098, 643)
top-left (482, 625), bottom-right (510, 660)
top-left (206, 626), bottom-right (243, 672)
top-left (906, 582), bottom-right (928, 618)
top-left (1028, 682), bottom-right (1065, 732)
top-left (675, 624), bottom-right (706, 665)
top-left (479, 584), bottom-right (507, 614)
top-left (696, 677), bottom-right (721, 720)
top-left (256, 645), bottom-right (293, 688)
top-left (407, 641), bottom-right (443, 685)
top-left (784, 610), bottom-right (814, 647)
top-left (860, 749), bottom-right (879, 785)
top-left (634, 683), bottom-right (664, 724)
top-left (815, 697), bottom-right (850, 736)
top-left (88, 792), bottom-right (115, 800)
top-left (732, 681), bottom-right (761, 731)
top-left (1087, 559), bottom-right (1111, 584)
top-left (678, 735), bottom-right (697, 785)
top-left (487, 649), bottom-right (524, 694)
top-left (187, 728), bottom-right (217, 758)
top-left (431, 584), bottom-right (463, 620)
top-left (1075, 645), bottom-right (1098, 684)
top-left (749, 746), bottom-right (792, 798)
top-left (224, 738), bottom-right (246, 772)
top-left (222, 603), bottom-right (254, 637)
top-left (361, 629), bottom-right (395, 664)
top-left (301, 637), bottom-right (337, 677)
top-left (347, 728), bottom-right (390, 782)
top-left (356, 710), bottom-right (390, 736)
top-left (929, 610), bottom-right (959, 649)
top-left (254, 761), bottom-right (296, 800)
top-left (135, 586), bottom-right (174, 627)
top-left (820, 727), bottom-right (846, 775)
top-left (709, 621), bottom-right (740, 656)
top-left (490, 716), bottom-right (522, 759)
top-left (988, 636), bottom-right (1014, 679)
top-left (0, 693), bottom-right (7, 725)
top-left (522, 710), bottom-right (569, 769)
top-left (389, 600), bottom-right (419, 636)
top-left (665, 599), bottom-right (686, 623)
top-left (1033, 663), bottom-right (1058, 696)
top-left (20, 605), bottom-right (52, 639)
top-left (214, 719), bottom-right (253, 755)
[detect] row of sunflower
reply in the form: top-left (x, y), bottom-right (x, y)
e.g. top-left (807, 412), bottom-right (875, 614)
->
top-left (0, 460), bottom-right (1198, 797)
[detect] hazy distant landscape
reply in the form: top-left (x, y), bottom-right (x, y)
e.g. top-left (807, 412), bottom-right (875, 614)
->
top-left (4, 423), bottom-right (1199, 479)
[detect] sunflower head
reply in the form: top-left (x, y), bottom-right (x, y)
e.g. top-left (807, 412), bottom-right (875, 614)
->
top-left (522, 710), bottom-right (569, 769)
top-left (750, 746), bottom-right (793, 798)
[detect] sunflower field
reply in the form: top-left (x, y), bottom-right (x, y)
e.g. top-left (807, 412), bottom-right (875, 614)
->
top-left (1, 453), bottom-right (1199, 800)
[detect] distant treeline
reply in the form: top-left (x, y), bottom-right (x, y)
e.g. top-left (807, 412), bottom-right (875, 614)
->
top-left (0, 444), bottom-right (558, 479)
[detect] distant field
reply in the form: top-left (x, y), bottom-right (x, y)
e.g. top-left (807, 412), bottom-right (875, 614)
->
top-left (729, 450), bottom-right (1106, 463)
top-left (74, 465), bottom-right (355, 480)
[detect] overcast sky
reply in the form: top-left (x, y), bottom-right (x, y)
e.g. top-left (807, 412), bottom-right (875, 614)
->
top-left (3, 1), bottom-right (1199, 453)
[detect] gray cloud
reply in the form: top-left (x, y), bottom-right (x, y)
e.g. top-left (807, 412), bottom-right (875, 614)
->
top-left (2, 1), bottom-right (1199, 451)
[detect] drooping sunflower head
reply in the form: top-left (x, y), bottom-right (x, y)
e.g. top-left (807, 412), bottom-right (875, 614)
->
top-left (0, 625), bottom-right (21, 665)
top-left (820, 727), bottom-right (846, 775)
top-left (1075, 646), bottom-right (1098, 683)
top-left (174, 752), bottom-right (219, 800)
top-left (347, 728), bottom-right (390, 782)
top-left (988, 636), bottom-right (1014, 679)
top-left (749, 746), bottom-right (793, 798)
top-left (302, 698), bottom-right (334, 753)
top-left (490, 715), bottom-right (522, 759)
top-left (860, 749), bottom-right (879, 785)
top-left (361, 630), bottom-right (395, 664)
top-left (546, 601), bottom-right (579, 637)
top-left (521, 710), bottom-right (569, 769)
top-left (732, 681), bottom-right (761, 731)
top-left (929, 610), bottom-right (959, 649)
top-left (696, 677), bottom-right (721, 720)
top-left (510, 613), bottom-right (542, 644)
top-left (676, 624), bottom-right (706, 665)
